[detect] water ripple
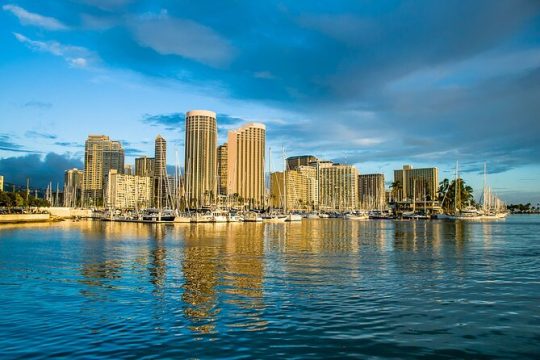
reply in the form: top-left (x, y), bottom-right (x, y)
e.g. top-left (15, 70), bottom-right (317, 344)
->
top-left (0, 217), bottom-right (539, 358)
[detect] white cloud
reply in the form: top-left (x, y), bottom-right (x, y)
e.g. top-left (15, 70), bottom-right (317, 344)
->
top-left (3, 4), bottom-right (68, 30)
top-left (129, 12), bottom-right (234, 67)
top-left (389, 47), bottom-right (540, 92)
top-left (68, 57), bottom-right (88, 68)
top-left (254, 71), bottom-right (275, 79)
top-left (75, 0), bottom-right (133, 11)
top-left (13, 33), bottom-right (97, 68)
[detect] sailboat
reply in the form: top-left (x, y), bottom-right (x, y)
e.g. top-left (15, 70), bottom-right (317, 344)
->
top-left (479, 163), bottom-right (508, 220)
top-left (263, 146), bottom-right (287, 223)
top-left (446, 161), bottom-right (483, 220)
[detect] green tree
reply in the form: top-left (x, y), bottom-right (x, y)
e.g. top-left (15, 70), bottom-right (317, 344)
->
top-left (390, 181), bottom-right (402, 201)
top-left (438, 178), bottom-right (475, 212)
top-left (0, 191), bottom-right (13, 207)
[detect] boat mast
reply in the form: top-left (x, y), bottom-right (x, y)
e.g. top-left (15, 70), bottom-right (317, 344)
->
top-left (268, 146), bottom-right (271, 211)
top-left (282, 146), bottom-right (287, 213)
top-left (482, 161), bottom-right (487, 213)
top-left (455, 160), bottom-right (460, 213)
top-left (413, 179), bottom-right (416, 213)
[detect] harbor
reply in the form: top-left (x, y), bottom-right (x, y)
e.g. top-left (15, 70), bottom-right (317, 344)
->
top-left (1, 215), bottom-right (538, 358)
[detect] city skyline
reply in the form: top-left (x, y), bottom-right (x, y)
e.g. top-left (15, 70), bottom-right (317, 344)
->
top-left (1, 1), bottom-right (539, 204)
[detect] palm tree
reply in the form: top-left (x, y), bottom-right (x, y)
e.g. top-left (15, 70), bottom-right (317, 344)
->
top-left (390, 181), bottom-right (402, 202)
top-left (438, 178), bottom-right (475, 212)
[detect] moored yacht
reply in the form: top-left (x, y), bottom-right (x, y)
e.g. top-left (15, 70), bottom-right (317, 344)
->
top-left (262, 213), bottom-right (287, 223)
top-left (190, 212), bottom-right (213, 223)
top-left (344, 211), bottom-right (369, 220)
top-left (243, 212), bottom-right (263, 222)
top-left (286, 213), bottom-right (302, 222)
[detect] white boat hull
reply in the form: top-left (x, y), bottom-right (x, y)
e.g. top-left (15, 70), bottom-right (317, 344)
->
top-left (286, 214), bottom-right (302, 222)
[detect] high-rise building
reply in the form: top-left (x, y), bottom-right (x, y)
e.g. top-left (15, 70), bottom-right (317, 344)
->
top-left (393, 165), bottom-right (439, 202)
top-left (124, 164), bottom-right (133, 176)
top-left (319, 164), bottom-right (359, 210)
top-left (135, 156), bottom-right (155, 177)
top-left (185, 110), bottom-right (217, 207)
top-left (64, 168), bottom-right (84, 207)
top-left (358, 174), bottom-right (385, 209)
top-left (227, 123), bottom-right (266, 208)
top-left (105, 169), bottom-right (152, 210)
top-left (217, 143), bottom-right (228, 196)
top-left (298, 165), bottom-right (319, 208)
top-left (270, 169), bottom-right (317, 211)
top-left (83, 135), bottom-right (124, 206)
top-left (307, 159), bottom-right (334, 208)
top-left (286, 155), bottom-right (318, 171)
top-left (154, 135), bottom-right (168, 208)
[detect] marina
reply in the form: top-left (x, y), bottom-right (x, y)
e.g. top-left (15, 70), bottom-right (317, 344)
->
top-left (1, 216), bottom-right (538, 358)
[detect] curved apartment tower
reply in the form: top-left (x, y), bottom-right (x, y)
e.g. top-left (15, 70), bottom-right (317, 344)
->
top-left (185, 110), bottom-right (217, 208)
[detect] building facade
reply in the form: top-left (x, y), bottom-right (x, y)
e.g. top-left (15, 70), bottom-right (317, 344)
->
top-left (227, 123), bottom-right (266, 209)
top-left (124, 165), bottom-right (133, 176)
top-left (64, 168), bottom-right (84, 207)
top-left (105, 169), bottom-right (152, 210)
top-left (217, 143), bottom-right (228, 196)
top-left (0, 175), bottom-right (3, 192)
top-left (135, 156), bottom-right (155, 177)
top-left (83, 135), bottom-right (124, 206)
top-left (154, 135), bottom-right (168, 208)
top-left (319, 164), bottom-right (359, 210)
top-left (286, 155), bottom-right (318, 171)
top-left (185, 110), bottom-right (217, 207)
top-left (358, 173), bottom-right (385, 209)
top-left (393, 165), bottom-right (439, 202)
top-left (270, 169), bottom-right (317, 211)
top-left (297, 165), bottom-right (319, 209)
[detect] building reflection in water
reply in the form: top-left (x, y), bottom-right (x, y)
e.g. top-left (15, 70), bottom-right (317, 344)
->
top-left (149, 225), bottom-right (167, 292)
top-left (264, 220), bottom-right (362, 287)
top-left (268, 219), bottom-right (361, 255)
top-left (181, 224), bottom-right (224, 334)
top-left (72, 218), bottom-right (482, 336)
top-left (392, 219), bottom-right (474, 276)
top-left (223, 223), bottom-right (266, 330)
top-left (79, 221), bottom-right (125, 299)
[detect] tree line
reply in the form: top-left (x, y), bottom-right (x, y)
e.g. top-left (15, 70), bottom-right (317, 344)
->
top-left (0, 190), bottom-right (50, 208)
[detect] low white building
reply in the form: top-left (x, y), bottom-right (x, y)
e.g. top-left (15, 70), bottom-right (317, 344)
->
top-left (105, 169), bottom-right (152, 210)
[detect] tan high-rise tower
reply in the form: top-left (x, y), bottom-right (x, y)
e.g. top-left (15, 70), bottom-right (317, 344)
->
top-left (83, 135), bottom-right (124, 206)
top-left (154, 135), bottom-right (168, 208)
top-left (185, 110), bottom-right (217, 207)
top-left (217, 143), bottom-right (228, 196)
top-left (135, 156), bottom-right (155, 177)
top-left (227, 123), bottom-right (266, 209)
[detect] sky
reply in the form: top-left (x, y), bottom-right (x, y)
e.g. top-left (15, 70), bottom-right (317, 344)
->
top-left (0, 0), bottom-right (539, 204)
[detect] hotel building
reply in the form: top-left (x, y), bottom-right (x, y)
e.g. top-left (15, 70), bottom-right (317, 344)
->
top-left (105, 169), bottom-right (152, 210)
top-left (286, 155), bottom-right (318, 170)
top-left (217, 143), bottom-right (228, 196)
top-left (135, 156), bottom-right (155, 177)
top-left (154, 135), bottom-right (168, 208)
top-left (270, 166), bottom-right (318, 211)
top-left (358, 173), bottom-right (385, 209)
top-left (393, 165), bottom-right (439, 202)
top-left (83, 135), bottom-right (124, 206)
top-left (227, 123), bottom-right (266, 208)
top-left (184, 110), bottom-right (217, 207)
top-left (319, 163), bottom-right (359, 210)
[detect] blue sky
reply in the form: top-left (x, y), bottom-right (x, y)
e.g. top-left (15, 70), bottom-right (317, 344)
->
top-left (0, 0), bottom-right (539, 204)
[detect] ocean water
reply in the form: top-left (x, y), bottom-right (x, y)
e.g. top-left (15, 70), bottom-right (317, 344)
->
top-left (0, 216), bottom-right (539, 359)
